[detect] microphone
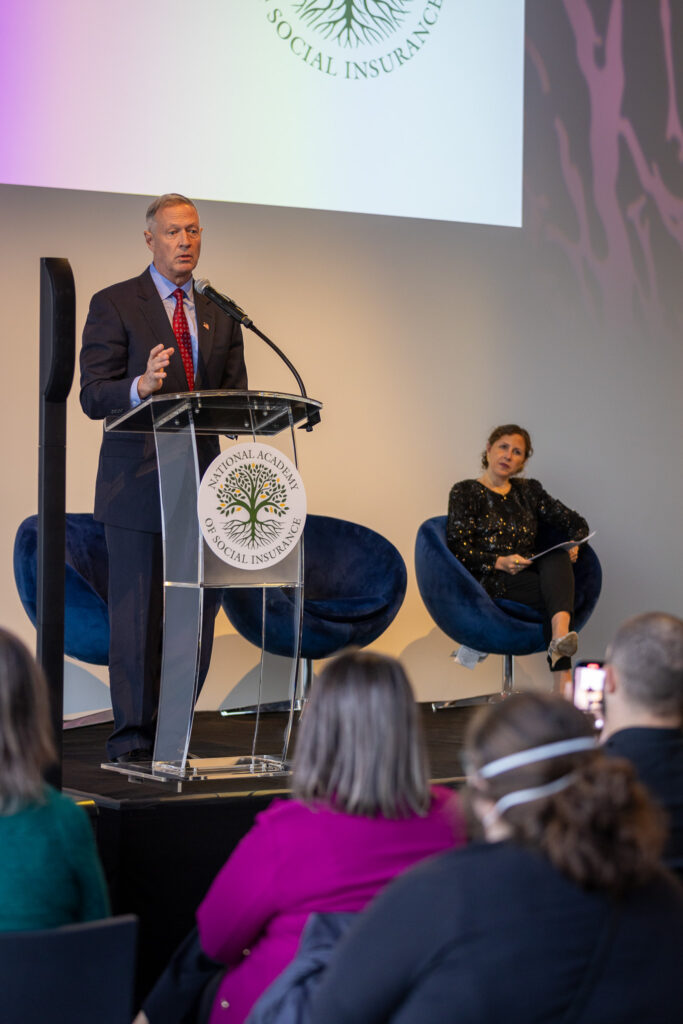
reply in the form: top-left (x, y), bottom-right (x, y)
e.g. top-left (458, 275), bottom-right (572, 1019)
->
top-left (193, 278), bottom-right (321, 430)
top-left (194, 278), bottom-right (253, 327)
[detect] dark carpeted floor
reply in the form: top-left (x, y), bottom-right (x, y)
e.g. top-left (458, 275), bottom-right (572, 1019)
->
top-left (63, 704), bottom-right (475, 804)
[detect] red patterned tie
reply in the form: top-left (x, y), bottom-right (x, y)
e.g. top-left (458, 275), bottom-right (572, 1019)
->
top-left (172, 288), bottom-right (194, 391)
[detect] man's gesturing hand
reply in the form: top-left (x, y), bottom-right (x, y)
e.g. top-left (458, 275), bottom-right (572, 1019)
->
top-left (137, 344), bottom-right (174, 399)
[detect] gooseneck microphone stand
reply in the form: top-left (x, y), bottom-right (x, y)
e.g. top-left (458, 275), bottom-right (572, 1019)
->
top-left (194, 279), bottom-right (321, 432)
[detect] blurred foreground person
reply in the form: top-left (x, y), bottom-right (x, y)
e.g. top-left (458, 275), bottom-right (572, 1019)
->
top-left (602, 611), bottom-right (683, 876)
top-left (308, 692), bottom-right (683, 1024)
top-left (0, 628), bottom-right (110, 931)
top-left (137, 651), bottom-right (465, 1024)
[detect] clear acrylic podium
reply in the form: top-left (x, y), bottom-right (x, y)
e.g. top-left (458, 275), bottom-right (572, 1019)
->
top-left (100, 390), bottom-right (322, 785)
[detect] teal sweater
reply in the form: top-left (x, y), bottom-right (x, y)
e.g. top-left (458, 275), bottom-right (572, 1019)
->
top-left (0, 785), bottom-right (110, 931)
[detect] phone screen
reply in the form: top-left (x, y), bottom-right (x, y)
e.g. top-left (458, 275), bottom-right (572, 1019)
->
top-left (572, 662), bottom-right (605, 729)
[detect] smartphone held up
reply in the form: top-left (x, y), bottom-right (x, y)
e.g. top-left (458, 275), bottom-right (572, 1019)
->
top-left (572, 661), bottom-right (606, 730)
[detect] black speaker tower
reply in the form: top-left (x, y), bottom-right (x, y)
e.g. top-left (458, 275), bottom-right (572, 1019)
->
top-left (38, 257), bottom-right (75, 788)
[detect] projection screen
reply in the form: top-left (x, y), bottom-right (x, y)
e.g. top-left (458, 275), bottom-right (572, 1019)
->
top-left (0, 0), bottom-right (525, 227)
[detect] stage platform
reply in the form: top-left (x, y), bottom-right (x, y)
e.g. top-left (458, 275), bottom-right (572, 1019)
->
top-left (63, 705), bottom-right (474, 1002)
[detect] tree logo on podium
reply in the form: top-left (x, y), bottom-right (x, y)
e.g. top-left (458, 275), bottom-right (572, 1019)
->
top-left (215, 463), bottom-right (290, 546)
top-left (197, 443), bottom-right (307, 570)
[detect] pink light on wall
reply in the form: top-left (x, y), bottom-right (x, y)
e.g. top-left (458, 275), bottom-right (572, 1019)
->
top-left (525, 0), bottom-right (683, 333)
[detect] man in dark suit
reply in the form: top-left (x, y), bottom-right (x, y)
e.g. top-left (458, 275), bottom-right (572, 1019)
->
top-left (80, 194), bottom-right (248, 762)
top-left (602, 611), bottom-right (683, 877)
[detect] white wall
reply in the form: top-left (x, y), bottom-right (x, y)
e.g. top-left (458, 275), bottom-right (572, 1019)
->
top-left (3, 2), bottom-right (682, 711)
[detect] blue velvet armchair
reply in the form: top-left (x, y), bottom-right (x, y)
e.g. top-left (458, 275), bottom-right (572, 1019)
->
top-left (415, 515), bottom-right (602, 695)
top-left (221, 514), bottom-right (407, 665)
top-left (14, 513), bottom-right (110, 665)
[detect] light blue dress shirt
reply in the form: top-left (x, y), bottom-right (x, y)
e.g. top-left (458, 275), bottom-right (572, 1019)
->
top-left (129, 264), bottom-right (199, 407)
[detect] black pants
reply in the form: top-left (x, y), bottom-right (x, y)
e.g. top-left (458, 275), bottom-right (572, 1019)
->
top-left (501, 549), bottom-right (575, 654)
top-left (105, 525), bottom-right (218, 759)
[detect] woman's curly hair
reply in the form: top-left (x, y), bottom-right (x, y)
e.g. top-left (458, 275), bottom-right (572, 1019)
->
top-left (465, 692), bottom-right (666, 894)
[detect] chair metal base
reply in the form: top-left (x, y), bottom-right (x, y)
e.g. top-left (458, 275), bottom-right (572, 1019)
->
top-left (432, 653), bottom-right (517, 711)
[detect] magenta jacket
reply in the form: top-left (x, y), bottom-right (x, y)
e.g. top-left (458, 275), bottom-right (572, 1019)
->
top-left (196, 787), bottom-right (466, 1023)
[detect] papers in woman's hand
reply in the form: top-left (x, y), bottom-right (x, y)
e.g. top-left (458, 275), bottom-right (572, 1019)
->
top-left (530, 531), bottom-right (596, 562)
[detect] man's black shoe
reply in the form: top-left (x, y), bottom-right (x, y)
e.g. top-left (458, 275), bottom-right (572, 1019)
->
top-left (113, 748), bottom-right (152, 764)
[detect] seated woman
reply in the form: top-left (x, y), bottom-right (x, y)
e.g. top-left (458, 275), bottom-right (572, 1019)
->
top-left (138, 651), bottom-right (466, 1024)
top-left (307, 692), bottom-right (683, 1024)
top-left (0, 628), bottom-right (110, 931)
top-left (447, 423), bottom-right (589, 684)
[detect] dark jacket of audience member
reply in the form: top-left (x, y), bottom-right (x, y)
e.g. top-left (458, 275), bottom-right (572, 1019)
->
top-left (139, 652), bottom-right (465, 1024)
top-left (604, 727), bottom-right (683, 875)
top-left (601, 612), bottom-right (683, 877)
top-left (305, 693), bottom-right (683, 1024)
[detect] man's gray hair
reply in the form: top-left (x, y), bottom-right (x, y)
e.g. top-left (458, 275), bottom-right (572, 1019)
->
top-left (608, 612), bottom-right (683, 717)
top-left (145, 193), bottom-right (197, 228)
top-left (292, 650), bottom-right (431, 818)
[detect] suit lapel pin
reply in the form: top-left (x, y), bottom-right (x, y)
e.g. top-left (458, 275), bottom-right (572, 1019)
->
top-left (202, 321), bottom-right (210, 331)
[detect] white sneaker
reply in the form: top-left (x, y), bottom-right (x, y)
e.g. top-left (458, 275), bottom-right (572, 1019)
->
top-left (452, 645), bottom-right (489, 670)
top-left (547, 631), bottom-right (578, 669)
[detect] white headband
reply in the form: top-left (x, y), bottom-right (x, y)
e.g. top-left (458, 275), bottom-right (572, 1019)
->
top-left (490, 771), bottom-right (580, 819)
top-left (477, 737), bottom-right (597, 780)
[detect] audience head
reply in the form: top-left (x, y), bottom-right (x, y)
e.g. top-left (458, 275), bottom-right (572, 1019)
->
top-left (604, 612), bottom-right (683, 729)
top-left (481, 424), bottom-right (533, 471)
top-left (465, 691), bottom-right (665, 893)
top-left (292, 650), bottom-right (430, 818)
top-left (0, 628), bottom-right (55, 813)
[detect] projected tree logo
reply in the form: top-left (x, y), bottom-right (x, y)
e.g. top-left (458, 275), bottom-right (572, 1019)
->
top-left (215, 463), bottom-right (289, 548)
top-left (198, 444), bottom-right (307, 570)
top-left (262, 0), bottom-right (440, 81)
top-left (292, 0), bottom-right (413, 47)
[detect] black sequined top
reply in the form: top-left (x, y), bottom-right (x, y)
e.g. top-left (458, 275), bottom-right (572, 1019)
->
top-left (446, 478), bottom-right (589, 598)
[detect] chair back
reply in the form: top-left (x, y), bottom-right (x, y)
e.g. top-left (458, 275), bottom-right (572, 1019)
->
top-left (13, 513), bottom-right (110, 664)
top-left (0, 915), bottom-right (137, 1024)
top-left (222, 514), bottom-right (407, 660)
top-left (415, 516), bottom-right (602, 656)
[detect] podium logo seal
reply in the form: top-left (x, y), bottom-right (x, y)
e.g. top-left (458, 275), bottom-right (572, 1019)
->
top-left (198, 442), bottom-right (307, 569)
